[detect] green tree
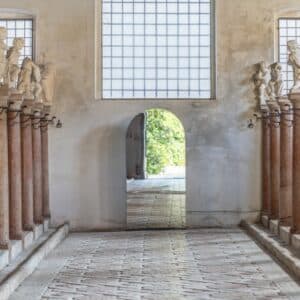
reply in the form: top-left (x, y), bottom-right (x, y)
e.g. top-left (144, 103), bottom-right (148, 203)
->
top-left (146, 109), bottom-right (185, 175)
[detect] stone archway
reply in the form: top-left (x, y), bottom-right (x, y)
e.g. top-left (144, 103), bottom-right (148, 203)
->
top-left (126, 108), bottom-right (186, 230)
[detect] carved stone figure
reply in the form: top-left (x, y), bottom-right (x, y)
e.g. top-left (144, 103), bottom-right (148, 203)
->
top-left (40, 63), bottom-right (56, 104)
top-left (253, 61), bottom-right (269, 106)
top-left (268, 62), bottom-right (283, 101)
top-left (17, 57), bottom-right (43, 100)
top-left (5, 37), bottom-right (24, 88)
top-left (288, 40), bottom-right (300, 93)
top-left (0, 27), bottom-right (7, 84)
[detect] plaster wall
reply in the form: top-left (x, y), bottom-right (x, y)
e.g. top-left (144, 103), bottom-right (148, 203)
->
top-left (0, 0), bottom-right (295, 230)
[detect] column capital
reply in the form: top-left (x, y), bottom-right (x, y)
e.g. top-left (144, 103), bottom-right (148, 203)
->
top-left (289, 92), bottom-right (300, 107)
top-left (32, 102), bottom-right (44, 118)
top-left (42, 104), bottom-right (52, 116)
top-left (0, 85), bottom-right (10, 108)
top-left (278, 98), bottom-right (293, 111)
top-left (260, 104), bottom-right (270, 113)
top-left (8, 91), bottom-right (24, 111)
top-left (267, 101), bottom-right (281, 113)
top-left (22, 99), bottom-right (35, 116)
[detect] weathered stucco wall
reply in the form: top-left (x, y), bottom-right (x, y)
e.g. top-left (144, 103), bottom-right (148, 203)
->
top-left (0, 0), bottom-right (297, 230)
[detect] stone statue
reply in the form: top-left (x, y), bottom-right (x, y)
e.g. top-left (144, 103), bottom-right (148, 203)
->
top-left (253, 61), bottom-right (269, 106)
top-left (268, 62), bottom-right (283, 101)
top-left (17, 57), bottom-right (43, 100)
top-left (287, 40), bottom-right (300, 93)
top-left (40, 63), bottom-right (56, 104)
top-left (0, 27), bottom-right (7, 85)
top-left (5, 37), bottom-right (24, 88)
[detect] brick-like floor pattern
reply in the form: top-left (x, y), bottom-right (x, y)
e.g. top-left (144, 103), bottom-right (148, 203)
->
top-left (127, 178), bottom-right (186, 229)
top-left (10, 229), bottom-right (300, 300)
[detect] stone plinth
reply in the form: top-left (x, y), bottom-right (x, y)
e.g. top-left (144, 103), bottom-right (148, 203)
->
top-left (22, 231), bottom-right (34, 250)
top-left (33, 224), bottom-right (44, 240)
top-left (290, 93), bottom-right (300, 233)
top-left (21, 99), bottom-right (35, 232)
top-left (268, 101), bottom-right (281, 219)
top-left (32, 103), bottom-right (44, 225)
top-left (9, 240), bottom-right (22, 261)
top-left (261, 214), bottom-right (269, 229)
top-left (7, 93), bottom-right (24, 240)
top-left (269, 219), bottom-right (279, 235)
top-left (261, 106), bottom-right (271, 216)
top-left (0, 86), bottom-right (10, 249)
top-left (278, 99), bottom-right (293, 226)
top-left (43, 218), bottom-right (50, 232)
top-left (279, 225), bottom-right (291, 245)
top-left (0, 250), bottom-right (9, 271)
top-left (291, 234), bottom-right (300, 250)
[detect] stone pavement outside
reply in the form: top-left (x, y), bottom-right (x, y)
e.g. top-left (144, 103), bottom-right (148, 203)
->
top-left (127, 178), bottom-right (186, 229)
top-left (9, 228), bottom-right (300, 299)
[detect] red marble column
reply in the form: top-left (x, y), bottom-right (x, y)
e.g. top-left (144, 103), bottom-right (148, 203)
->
top-left (21, 100), bottom-right (34, 231)
top-left (279, 99), bottom-right (293, 226)
top-left (32, 105), bottom-right (44, 224)
top-left (269, 102), bottom-right (281, 220)
top-left (261, 107), bottom-right (271, 216)
top-left (7, 93), bottom-right (23, 240)
top-left (0, 86), bottom-right (10, 248)
top-left (41, 110), bottom-right (50, 219)
top-left (291, 93), bottom-right (300, 233)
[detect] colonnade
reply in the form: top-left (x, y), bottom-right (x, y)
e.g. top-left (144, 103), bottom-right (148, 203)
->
top-left (261, 92), bottom-right (300, 238)
top-left (0, 86), bottom-right (51, 250)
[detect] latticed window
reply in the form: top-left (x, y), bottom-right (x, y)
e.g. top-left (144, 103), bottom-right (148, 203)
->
top-left (278, 18), bottom-right (300, 95)
top-left (102, 0), bottom-right (215, 99)
top-left (0, 19), bottom-right (33, 65)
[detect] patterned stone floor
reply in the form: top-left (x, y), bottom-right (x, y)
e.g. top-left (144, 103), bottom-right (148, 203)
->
top-left (10, 229), bottom-right (300, 300)
top-left (127, 179), bottom-right (186, 229)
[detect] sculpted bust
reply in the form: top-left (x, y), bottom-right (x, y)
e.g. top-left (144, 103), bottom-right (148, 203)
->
top-left (5, 37), bottom-right (24, 88)
top-left (288, 40), bottom-right (300, 93)
top-left (0, 27), bottom-right (7, 84)
top-left (253, 61), bottom-right (269, 106)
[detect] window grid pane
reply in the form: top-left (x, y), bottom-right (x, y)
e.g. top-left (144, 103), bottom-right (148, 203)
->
top-left (278, 18), bottom-right (300, 95)
top-left (102, 0), bottom-right (212, 99)
top-left (0, 19), bottom-right (33, 65)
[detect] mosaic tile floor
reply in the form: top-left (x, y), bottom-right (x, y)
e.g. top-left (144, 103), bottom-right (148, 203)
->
top-left (10, 229), bottom-right (300, 300)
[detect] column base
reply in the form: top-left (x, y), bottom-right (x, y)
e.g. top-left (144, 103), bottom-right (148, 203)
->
top-left (0, 242), bottom-right (10, 250)
top-left (269, 219), bottom-right (279, 235)
top-left (33, 224), bottom-right (44, 240)
top-left (291, 234), bottom-right (300, 250)
top-left (279, 225), bottom-right (291, 245)
top-left (43, 218), bottom-right (50, 232)
top-left (23, 225), bottom-right (34, 232)
top-left (9, 240), bottom-right (22, 261)
top-left (23, 231), bottom-right (34, 250)
top-left (261, 214), bottom-right (270, 228)
top-left (9, 233), bottom-right (23, 241)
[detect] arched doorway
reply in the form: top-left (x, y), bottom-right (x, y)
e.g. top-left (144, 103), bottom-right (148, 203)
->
top-left (126, 109), bottom-right (186, 229)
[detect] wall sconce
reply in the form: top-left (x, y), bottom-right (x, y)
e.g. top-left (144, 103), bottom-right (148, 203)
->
top-left (247, 113), bottom-right (262, 129)
top-left (56, 119), bottom-right (62, 128)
